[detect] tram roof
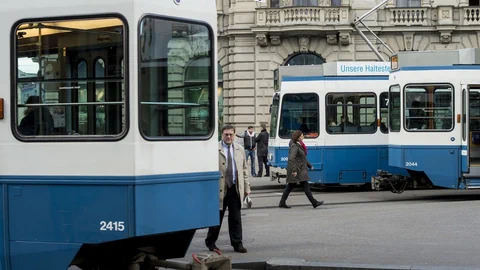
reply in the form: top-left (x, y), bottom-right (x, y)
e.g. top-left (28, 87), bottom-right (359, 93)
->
top-left (1, 0), bottom-right (215, 25)
top-left (391, 48), bottom-right (480, 72)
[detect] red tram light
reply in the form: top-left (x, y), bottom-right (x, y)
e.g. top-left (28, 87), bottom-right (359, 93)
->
top-left (0, 98), bottom-right (4, 119)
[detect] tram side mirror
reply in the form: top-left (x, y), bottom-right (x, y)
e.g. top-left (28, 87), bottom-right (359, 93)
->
top-left (269, 104), bottom-right (272, 113)
top-left (0, 98), bottom-right (4, 119)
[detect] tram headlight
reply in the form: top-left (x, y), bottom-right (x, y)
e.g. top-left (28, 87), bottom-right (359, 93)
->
top-left (391, 55), bottom-right (398, 70)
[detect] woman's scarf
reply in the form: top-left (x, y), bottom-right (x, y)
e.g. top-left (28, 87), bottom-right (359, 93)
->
top-left (299, 141), bottom-right (308, 156)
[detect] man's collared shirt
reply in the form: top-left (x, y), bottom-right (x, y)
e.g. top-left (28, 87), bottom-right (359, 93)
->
top-left (222, 141), bottom-right (237, 184)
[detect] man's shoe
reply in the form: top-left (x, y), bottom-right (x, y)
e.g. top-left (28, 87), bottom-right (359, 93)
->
top-left (313, 201), bottom-right (324, 208)
top-left (205, 242), bottom-right (220, 252)
top-left (278, 203), bottom-right (291, 209)
top-left (234, 245), bottom-right (247, 253)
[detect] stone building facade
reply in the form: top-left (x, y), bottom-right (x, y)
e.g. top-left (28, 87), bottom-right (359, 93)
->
top-left (216, 0), bottom-right (480, 132)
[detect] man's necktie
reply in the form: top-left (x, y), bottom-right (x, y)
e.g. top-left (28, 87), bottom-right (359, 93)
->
top-left (226, 145), bottom-right (234, 188)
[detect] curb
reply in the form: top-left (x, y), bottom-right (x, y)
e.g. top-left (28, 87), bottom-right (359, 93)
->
top-left (232, 258), bottom-right (480, 270)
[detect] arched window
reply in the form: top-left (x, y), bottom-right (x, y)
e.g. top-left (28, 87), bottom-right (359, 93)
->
top-left (396, 0), bottom-right (420, 7)
top-left (185, 57), bottom-right (209, 83)
top-left (284, 53), bottom-right (325, 66)
top-left (184, 57), bottom-right (211, 135)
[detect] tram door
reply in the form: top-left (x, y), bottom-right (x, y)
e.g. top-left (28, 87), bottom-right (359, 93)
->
top-left (462, 84), bottom-right (480, 177)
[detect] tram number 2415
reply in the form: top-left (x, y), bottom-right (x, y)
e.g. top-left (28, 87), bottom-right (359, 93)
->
top-left (100, 221), bottom-right (125, 231)
top-left (405, 161), bottom-right (418, 167)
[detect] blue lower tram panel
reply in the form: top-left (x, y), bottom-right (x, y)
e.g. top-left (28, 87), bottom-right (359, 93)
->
top-left (0, 171), bottom-right (220, 270)
top-left (268, 145), bottom-right (407, 185)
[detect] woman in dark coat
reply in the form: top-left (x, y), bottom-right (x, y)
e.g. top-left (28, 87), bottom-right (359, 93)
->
top-left (278, 130), bottom-right (323, 209)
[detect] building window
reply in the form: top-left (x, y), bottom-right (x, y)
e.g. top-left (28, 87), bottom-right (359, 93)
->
top-left (331, 0), bottom-right (342, 6)
top-left (404, 84), bottom-right (453, 131)
top-left (138, 16), bottom-right (214, 139)
top-left (284, 53), bottom-right (325, 66)
top-left (326, 93), bottom-right (377, 134)
top-left (279, 93), bottom-right (319, 139)
top-left (396, 0), bottom-right (421, 7)
top-left (271, 0), bottom-right (280, 7)
top-left (389, 85), bottom-right (401, 132)
top-left (293, 0), bottom-right (318, 6)
top-left (14, 16), bottom-right (126, 140)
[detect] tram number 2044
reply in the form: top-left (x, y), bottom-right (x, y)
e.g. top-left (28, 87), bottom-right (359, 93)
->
top-left (100, 221), bottom-right (125, 231)
top-left (405, 161), bottom-right (418, 167)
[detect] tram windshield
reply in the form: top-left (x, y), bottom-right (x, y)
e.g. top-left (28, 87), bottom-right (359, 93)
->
top-left (278, 93), bottom-right (319, 139)
top-left (270, 93), bottom-right (280, 138)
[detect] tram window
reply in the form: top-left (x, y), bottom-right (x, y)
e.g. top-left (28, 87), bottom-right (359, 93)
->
top-left (278, 93), bottom-right (319, 139)
top-left (379, 92), bottom-right (389, 133)
top-left (404, 85), bottom-right (453, 131)
top-left (138, 16), bottom-right (214, 139)
top-left (13, 16), bottom-right (126, 140)
top-left (389, 85), bottom-right (401, 132)
top-left (326, 93), bottom-right (377, 134)
top-left (470, 89), bottom-right (480, 133)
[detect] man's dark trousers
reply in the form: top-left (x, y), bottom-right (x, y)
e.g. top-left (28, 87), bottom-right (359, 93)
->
top-left (205, 184), bottom-right (243, 248)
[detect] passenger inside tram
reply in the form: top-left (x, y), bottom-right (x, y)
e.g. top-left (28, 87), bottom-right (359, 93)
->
top-left (18, 95), bottom-right (54, 136)
top-left (407, 101), bottom-right (426, 129)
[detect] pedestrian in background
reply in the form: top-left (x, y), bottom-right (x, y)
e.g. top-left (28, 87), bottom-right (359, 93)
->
top-left (278, 130), bottom-right (323, 209)
top-left (255, 123), bottom-right (270, 177)
top-left (236, 126), bottom-right (257, 176)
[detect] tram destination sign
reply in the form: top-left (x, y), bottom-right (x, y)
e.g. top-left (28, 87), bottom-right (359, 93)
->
top-left (335, 62), bottom-right (391, 76)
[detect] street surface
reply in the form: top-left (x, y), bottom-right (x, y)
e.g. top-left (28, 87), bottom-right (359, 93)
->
top-left (185, 179), bottom-right (480, 268)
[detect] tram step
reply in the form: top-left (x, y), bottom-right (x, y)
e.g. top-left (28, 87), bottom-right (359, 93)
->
top-left (466, 178), bottom-right (480, 189)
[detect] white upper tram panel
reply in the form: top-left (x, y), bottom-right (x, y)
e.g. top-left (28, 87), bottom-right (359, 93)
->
top-left (388, 48), bottom-right (480, 147)
top-left (0, 0), bottom-right (218, 176)
top-left (390, 48), bottom-right (480, 82)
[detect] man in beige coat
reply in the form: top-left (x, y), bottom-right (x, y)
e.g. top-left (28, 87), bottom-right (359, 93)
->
top-left (205, 124), bottom-right (251, 253)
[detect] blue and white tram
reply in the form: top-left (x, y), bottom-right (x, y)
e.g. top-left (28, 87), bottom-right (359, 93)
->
top-left (373, 48), bottom-right (480, 191)
top-left (1, 0), bottom-right (219, 269)
top-left (268, 62), bottom-right (407, 186)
